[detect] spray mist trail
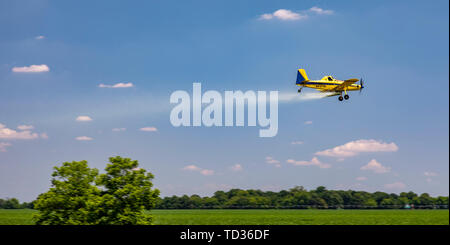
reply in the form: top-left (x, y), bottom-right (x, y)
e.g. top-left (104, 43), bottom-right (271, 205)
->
top-left (278, 92), bottom-right (333, 103)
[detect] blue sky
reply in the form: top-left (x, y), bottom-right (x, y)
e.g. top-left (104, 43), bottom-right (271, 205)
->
top-left (0, 0), bottom-right (448, 201)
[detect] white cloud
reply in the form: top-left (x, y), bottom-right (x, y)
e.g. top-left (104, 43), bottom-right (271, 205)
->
top-left (35, 35), bottom-right (45, 40)
top-left (291, 141), bottom-right (304, 145)
top-left (384, 182), bottom-right (406, 190)
top-left (231, 164), bottom-right (243, 172)
top-left (12, 64), bottom-right (49, 73)
top-left (112, 128), bottom-right (126, 132)
top-left (182, 165), bottom-right (201, 171)
top-left (286, 157), bottom-right (331, 169)
top-left (76, 116), bottom-right (92, 122)
top-left (0, 123), bottom-right (40, 140)
top-left (361, 159), bottom-right (391, 174)
top-left (75, 136), bottom-right (93, 141)
top-left (182, 164), bottom-right (214, 176)
top-left (309, 6), bottom-right (334, 15)
top-left (259, 7), bottom-right (334, 21)
top-left (259, 13), bottom-right (274, 20)
top-left (259, 9), bottom-right (307, 21)
top-left (140, 127), bottom-right (158, 132)
top-left (40, 133), bottom-right (49, 139)
top-left (315, 139), bottom-right (399, 158)
top-left (98, 82), bottom-right (134, 88)
top-left (424, 171), bottom-right (438, 177)
top-left (200, 169), bottom-right (214, 176)
top-left (17, 125), bottom-right (34, 130)
top-left (266, 156), bottom-right (281, 167)
top-left (0, 142), bottom-right (12, 152)
top-left (356, 176), bottom-right (368, 181)
top-left (304, 121), bottom-right (313, 125)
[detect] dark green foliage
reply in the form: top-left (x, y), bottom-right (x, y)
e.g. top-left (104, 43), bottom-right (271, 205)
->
top-left (33, 160), bottom-right (100, 225)
top-left (0, 198), bottom-right (20, 209)
top-left (0, 198), bottom-right (35, 209)
top-left (93, 156), bottom-right (160, 225)
top-left (3, 186), bottom-right (449, 211)
top-left (154, 186), bottom-right (449, 209)
top-left (31, 156), bottom-right (159, 225)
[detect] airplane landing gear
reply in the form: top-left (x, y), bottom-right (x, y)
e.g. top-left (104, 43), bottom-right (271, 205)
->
top-left (338, 96), bottom-right (344, 101)
top-left (298, 88), bottom-right (302, 93)
top-left (344, 94), bottom-right (349, 100)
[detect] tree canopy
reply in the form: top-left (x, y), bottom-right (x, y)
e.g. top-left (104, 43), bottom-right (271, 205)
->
top-left (33, 156), bottom-right (159, 225)
top-left (155, 186), bottom-right (449, 209)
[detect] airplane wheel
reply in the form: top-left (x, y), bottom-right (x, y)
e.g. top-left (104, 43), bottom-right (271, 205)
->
top-left (344, 94), bottom-right (349, 100)
top-left (338, 96), bottom-right (344, 101)
top-left (298, 89), bottom-right (302, 93)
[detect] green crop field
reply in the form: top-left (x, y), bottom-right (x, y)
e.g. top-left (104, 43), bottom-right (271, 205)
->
top-left (0, 209), bottom-right (448, 225)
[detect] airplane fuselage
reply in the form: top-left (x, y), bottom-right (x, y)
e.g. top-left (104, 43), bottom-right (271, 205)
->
top-left (299, 79), bottom-right (362, 92)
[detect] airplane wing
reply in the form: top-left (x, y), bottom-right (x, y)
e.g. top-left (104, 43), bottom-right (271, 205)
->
top-left (331, 78), bottom-right (359, 91)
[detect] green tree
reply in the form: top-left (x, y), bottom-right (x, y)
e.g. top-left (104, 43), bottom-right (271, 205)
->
top-left (322, 191), bottom-right (344, 208)
top-left (213, 191), bottom-right (227, 204)
top-left (310, 193), bottom-right (327, 208)
top-left (418, 193), bottom-right (434, 207)
top-left (3, 198), bottom-right (20, 209)
top-left (400, 191), bottom-right (418, 201)
top-left (94, 156), bottom-right (160, 224)
top-left (189, 195), bottom-right (203, 208)
top-left (289, 186), bottom-right (306, 193)
top-left (34, 157), bottom-right (159, 225)
top-left (373, 191), bottom-right (390, 205)
top-left (292, 190), bottom-right (311, 207)
top-left (363, 199), bottom-right (378, 208)
top-left (398, 197), bottom-right (410, 206)
top-left (435, 196), bottom-right (449, 208)
top-left (380, 198), bottom-right (394, 208)
top-left (33, 160), bottom-right (100, 225)
top-left (314, 186), bottom-right (327, 195)
top-left (225, 196), bottom-right (251, 208)
top-left (202, 197), bottom-right (219, 208)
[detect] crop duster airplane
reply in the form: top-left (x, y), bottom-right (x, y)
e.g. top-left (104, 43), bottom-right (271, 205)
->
top-left (295, 69), bottom-right (364, 101)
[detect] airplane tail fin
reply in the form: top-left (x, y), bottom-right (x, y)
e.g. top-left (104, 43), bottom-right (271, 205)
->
top-left (296, 69), bottom-right (309, 85)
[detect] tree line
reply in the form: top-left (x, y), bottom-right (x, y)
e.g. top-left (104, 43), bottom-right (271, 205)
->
top-left (2, 186), bottom-right (449, 210)
top-left (0, 198), bottom-right (34, 209)
top-left (154, 186), bottom-right (449, 209)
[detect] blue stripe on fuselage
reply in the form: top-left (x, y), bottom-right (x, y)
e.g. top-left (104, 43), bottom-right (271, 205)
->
top-left (305, 82), bottom-right (341, 85)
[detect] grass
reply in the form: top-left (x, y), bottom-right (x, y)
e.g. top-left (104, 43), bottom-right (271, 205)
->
top-left (0, 209), bottom-right (37, 225)
top-left (151, 209), bottom-right (449, 225)
top-left (0, 209), bottom-right (448, 225)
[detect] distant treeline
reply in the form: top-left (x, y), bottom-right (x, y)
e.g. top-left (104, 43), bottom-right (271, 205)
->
top-left (155, 186), bottom-right (449, 209)
top-left (0, 198), bottom-right (34, 209)
top-left (2, 186), bottom-right (449, 210)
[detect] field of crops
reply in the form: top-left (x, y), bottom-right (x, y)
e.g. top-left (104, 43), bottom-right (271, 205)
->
top-left (0, 209), bottom-right (448, 225)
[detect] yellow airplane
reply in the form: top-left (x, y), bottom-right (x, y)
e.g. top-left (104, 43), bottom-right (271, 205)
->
top-left (295, 68), bottom-right (364, 101)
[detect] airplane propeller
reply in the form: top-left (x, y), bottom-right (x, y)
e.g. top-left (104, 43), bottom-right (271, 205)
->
top-left (359, 78), bottom-right (364, 94)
